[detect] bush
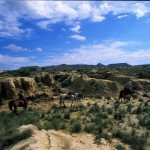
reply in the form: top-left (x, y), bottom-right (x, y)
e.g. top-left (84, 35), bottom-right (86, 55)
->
top-left (115, 144), bottom-right (126, 150)
top-left (84, 124), bottom-right (93, 133)
top-left (135, 105), bottom-right (143, 114)
top-left (114, 109), bottom-right (126, 120)
top-left (64, 111), bottom-right (70, 119)
top-left (107, 108), bottom-right (113, 115)
top-left (113, 130), bottom-right (147, 150)
top-left (127, 104), bottom-right (132, 112)
top-left (70, 120), bottom-right (82, 133)
top-left (89, 103), bottom-right (100, 113)
top-left (0, 129), bottom-right (32, 149)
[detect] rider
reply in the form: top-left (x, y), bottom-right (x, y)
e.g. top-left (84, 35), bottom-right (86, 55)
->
top-left (124, 81), bottom-right (133, 93)
top-left (18, 90), bottom-right (27, 106)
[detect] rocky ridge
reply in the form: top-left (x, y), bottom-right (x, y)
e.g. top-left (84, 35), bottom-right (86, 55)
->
top-left (0, 71), bottom-right (150, 100)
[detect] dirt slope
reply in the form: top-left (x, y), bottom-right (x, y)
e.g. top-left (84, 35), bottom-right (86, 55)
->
top-left (8, 124), bottom-right (115, 150)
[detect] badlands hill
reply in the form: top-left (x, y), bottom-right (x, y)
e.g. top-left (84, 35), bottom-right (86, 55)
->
top-left (0, 66), bottom-right (150, 100)
top-left (0, 66), bottom-right (150, 150)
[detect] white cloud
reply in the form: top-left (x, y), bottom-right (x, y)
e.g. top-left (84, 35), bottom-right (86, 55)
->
top-left (0, 1), bottom-right (150, 37)
top-left (70, 25), bottom-right (81, 33)
top-left (91, 15), bottom-right (105, 22)
top-left (0, 54), bottom-right (30, 70)
top-left (117, 15), bottom-right (128, 19)
top-left (3, 44), bottom-right (26, 52)
top-left (70, 34), bottom-right (86, 41)
top-left (133, 3), bottom-right (148, 19)
top-left (109, 2), bottom-right (149, 19)
top-left (36, 20), bottom-right (52, 31)
top-left (77, 2), bottom-right (92, 20)
top-left (91, 7), bottom-right (105, 22)
top-left (35, 47), bottom-right (43, 52)
top-left (0, 54), bottom-right (29, 64)
top-left (42, 41), bottom-right (150, 66)
top-left (1, 41), bottom-right (150, 70)
top-left (0, 20), bottom-right (30, 38)
top-left (62, 28), bottom-right (66, 31)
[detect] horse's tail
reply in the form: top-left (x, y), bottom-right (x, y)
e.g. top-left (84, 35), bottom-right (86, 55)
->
top-left (8, 101), bottom-right (13, 111)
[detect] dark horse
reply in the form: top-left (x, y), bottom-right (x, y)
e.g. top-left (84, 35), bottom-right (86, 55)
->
top-left (8, 96), bottom-right (34, 115)
top-left (119, 87), bottom-right (135, 102)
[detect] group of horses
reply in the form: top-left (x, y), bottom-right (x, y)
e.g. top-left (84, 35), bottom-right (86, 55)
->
top-left (8, 88), bottom-right (135, 115)
top-left (60, 92), bottom-right (84, 107)
top-left (8, 92), bottom-right (84, 115)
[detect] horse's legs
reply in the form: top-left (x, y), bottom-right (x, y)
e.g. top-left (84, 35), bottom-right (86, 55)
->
top-left (60, 99), bottom-right (61, 107)
top-left (129, 94), bottom-right (132, 101)
top-left (63, 101), bottom-right (66, 107)
top-left (60, 99), bottom-right (66, 107)
top-left (13, 106), bottom-right (17, 115)
top-left (24, 104), bottom-right (27, 111)
top-left (71, 100), bottom-right (74, 107)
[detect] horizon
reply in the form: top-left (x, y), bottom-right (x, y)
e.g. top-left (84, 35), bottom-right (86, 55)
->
top-left (1, 62), bottom-right (150, 71)
top-left (0, 1), bottom-right (150, 70)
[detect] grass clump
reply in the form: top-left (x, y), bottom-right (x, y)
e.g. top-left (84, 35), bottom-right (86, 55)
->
top-left (0, 129), bottom-right (32, 150)
top-left (113, 129), bottom-right (147, 150)
top-left (64, 111), bottom-right (70, 119)
top-left (89, 103), bottom-right (100, 113)
top-left (115, 144), bottom-right (126, 150)
top-left (70, 119), bottom-right (82, 133)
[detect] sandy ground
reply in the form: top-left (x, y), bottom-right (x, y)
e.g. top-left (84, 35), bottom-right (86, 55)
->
top-left (8, 124), bottom-right (116, 150)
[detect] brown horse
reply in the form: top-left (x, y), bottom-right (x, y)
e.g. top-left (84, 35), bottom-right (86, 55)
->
top-left (119, 87), bottom-right (135, 102)
top-left (8, 96), bottom-right (34, 115)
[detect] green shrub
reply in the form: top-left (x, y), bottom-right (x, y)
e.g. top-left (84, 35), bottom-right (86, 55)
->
top-left (114, 109), bottom-right (126, 120)
top-left (0, 129), bottom-right (32, 149)
top-left (64, 111), bottom-right (70, 119)
top-left (60, 122), bottom-right (66, 129)
top-left (89, 103), bottom-right (100, 113)
top-left (107, 108), bottom-right (113, 115)
top-left (70, 120), bottom-right (82, 133)
top-left (84, 124), bottom-right (93, 133)
top-left (113, 130), bottom-right (147, 150)
top-left (115, 144), bottom-right (126, 150)
top-left (135, 105), bottom-right (143, 114)
top-left (139, 115), bottom-right (150, 129)
top-left (101, 105), bottom-right (107, 112)
top-left (95, 132), bottom-right (112, 143)
top-left (44, 121), bottom-right (54, 130)
top-left (127, 103), bottom-right (132, 112)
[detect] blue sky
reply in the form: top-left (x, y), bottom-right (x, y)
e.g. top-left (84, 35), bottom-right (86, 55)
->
top-left (0, 1), bottom-right (150, 70)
